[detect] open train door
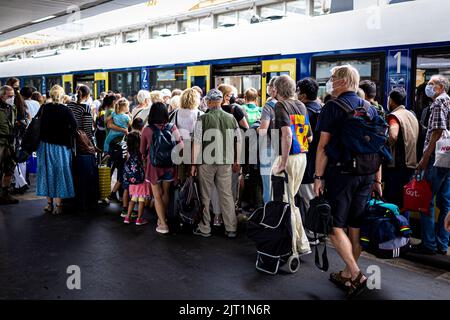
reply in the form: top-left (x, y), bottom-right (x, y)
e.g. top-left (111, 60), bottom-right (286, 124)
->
top-left (94, 72), bottom-right (109, 99)
top-left (63, 74), bottom-right (74, 95)
top-left (261, 59), bottom-right (297, 106)
top-left (187, 65), bottom-right (211, 95)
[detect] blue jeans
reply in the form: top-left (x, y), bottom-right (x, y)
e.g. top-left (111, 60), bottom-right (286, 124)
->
top-left (260, 147), bottom-right (277, 204)
top-left (421, 166), bottom-right (450, 251)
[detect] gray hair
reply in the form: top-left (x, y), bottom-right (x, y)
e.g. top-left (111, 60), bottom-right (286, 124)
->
top-left (137, 90), bottom-right (151, 104)
top-left (0, 85), bottom-right (12, 97)
top-left (268, 76), bottom-right (278, 88)
top-left (273, 75), bottom-right (296, 99)
top-left (430, 75), bottom-right (450, 93)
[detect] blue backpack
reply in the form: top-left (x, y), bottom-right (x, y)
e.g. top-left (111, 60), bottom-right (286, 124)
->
top-left (325, 98), bottom-right (391, 176)
top-left (149, 123), bottom-right (176, 168)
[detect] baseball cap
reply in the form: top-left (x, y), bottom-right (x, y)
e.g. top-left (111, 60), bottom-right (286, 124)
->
top-left (206, 89), bottom-right (223, 101)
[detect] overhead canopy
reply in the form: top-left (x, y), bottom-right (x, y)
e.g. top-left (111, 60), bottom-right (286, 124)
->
top-left (0, 0), bottom-right (147, 41)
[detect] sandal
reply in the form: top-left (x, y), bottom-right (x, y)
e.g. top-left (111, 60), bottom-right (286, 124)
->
top-left (54, 205), bottom-right (64, 215)
top-left (44, 202), bottom-right (54, 214)
top-left (329, 271), bottom-right (352, 292)
top-left (346, 272), bottom-right (368, 299)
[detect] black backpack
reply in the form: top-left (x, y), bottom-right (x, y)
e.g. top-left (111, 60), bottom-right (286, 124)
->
top-left (326, 98), bottom-right (391, 176)
top-left (305, 197), bottom-right (333, 272)
top-left (149, 123), bottom-right (176, 168)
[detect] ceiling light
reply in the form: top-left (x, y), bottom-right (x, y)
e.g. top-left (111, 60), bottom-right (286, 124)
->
top-left (31, 15), bottom-right (56, 24)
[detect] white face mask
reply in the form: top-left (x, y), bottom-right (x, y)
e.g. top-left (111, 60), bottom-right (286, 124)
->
top-left (5, 97), bottom-right (15, 106)
top-left (326, 80), bottom-right (334, 95)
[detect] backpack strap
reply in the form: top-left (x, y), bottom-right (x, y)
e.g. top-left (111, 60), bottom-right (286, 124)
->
top-left (331, 98), bottom-right (354, 115)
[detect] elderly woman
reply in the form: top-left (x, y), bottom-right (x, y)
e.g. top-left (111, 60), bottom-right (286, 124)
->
top-left (37, 85), bottom-right (77, 214)
top-left (131, 90), bottom-right (151, 123)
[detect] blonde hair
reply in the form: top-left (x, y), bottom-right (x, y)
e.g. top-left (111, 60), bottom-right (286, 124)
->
top-left (50, 85), bottom-right (65, 104)
top-left (331, 64), bottom-right (360, 92)
top-left (180, 88), bottom-right (200, 110)
top-left (63, 95), bottom-right (71, 104)
top-left (150, 91), bottom-right (163, 104)
top-left (115, 98), bottom-right (129, 114)
top-left (244, 88), bottom-right (258, 102)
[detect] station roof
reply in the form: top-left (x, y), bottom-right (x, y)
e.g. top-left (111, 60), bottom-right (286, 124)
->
top-left (0, 0), bottom-right (202, 43)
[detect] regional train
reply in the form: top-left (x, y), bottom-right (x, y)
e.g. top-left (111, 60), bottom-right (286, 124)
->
top-left (0, 0), bottom-right (448, 118)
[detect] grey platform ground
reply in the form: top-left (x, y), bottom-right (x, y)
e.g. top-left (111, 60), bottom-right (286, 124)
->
top-left (0, 198), bottom-right (449, 300)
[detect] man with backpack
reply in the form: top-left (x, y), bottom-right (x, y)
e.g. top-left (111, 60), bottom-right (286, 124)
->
top-left (359, 80), bottom-right (385, 117)
top-left (314, 65), bottom-right (385, 298)
top-left (242, 88), bottom-right (262, 127)
top-left (191, 89), bottom-right (242, 238)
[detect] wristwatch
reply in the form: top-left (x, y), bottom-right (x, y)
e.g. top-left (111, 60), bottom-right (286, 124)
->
top-left (314, 175), bottom-right (324, 181)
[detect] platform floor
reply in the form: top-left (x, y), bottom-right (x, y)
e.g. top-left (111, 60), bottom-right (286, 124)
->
top-left (1, 197), bottom-right (449, 300)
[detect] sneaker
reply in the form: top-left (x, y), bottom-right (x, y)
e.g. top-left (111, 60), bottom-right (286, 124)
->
top-left (225, 230), bottom-right (237, 239)
top-left (309, 238), bottom-right (320, 246)
top-left (437, 249), bottom-right (448, 255)
top-left (131, 210), bottom-right (138, 219)
top-left (120, 209), bottom-right (128, 218)
top-left (156, 224), bottom-right (169, 234)
top-left (213, 214), bottom-right (223, 227)
top-left (123, 217), bottom-right (130, 224)
top-left (411, 244), bottom-right (436, 255)
top-left (193, 227), bottom-right (211, 238)
top-left (136, 218), bottom-right (149, 226)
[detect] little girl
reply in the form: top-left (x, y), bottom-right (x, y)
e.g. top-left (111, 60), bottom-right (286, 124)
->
top-left (104, 98), bottom-right (132, 153)
top-left (123, 131), bottom-right (150, 226)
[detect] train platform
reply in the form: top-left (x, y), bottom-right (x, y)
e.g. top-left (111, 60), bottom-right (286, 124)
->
top-left (1, 191), bottom-right (449, 300)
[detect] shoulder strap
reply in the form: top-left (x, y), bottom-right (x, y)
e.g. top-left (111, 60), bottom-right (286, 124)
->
top-left (331, 98), bottom-right (354, 115)
top-left (133, 108), bottom-right (144, 121)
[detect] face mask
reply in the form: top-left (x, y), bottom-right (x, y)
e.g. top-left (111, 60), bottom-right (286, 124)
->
top-left (326, 80), bottom-right (334, 95)
top-left (5, 97), bottom-right (15, 106)
top-left (425, 84), bottom-right (436, 98)
top-left (229, 94), bottom-right (236, 105)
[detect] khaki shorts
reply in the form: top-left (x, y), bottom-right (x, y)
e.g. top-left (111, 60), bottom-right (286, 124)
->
top-left (0, 144), bottom-right (15, 176)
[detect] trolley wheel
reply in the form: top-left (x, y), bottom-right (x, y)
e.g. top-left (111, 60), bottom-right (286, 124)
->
top-left (287, 255), bottom-right (300, 273)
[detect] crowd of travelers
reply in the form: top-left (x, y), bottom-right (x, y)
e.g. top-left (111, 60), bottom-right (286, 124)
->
top-left (0, 65), bottom-right (449, 294)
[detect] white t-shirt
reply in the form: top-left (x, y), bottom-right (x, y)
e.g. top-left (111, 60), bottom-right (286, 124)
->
top-left (173, 108), bottom-right (203, 140)
top-left (25, 99), bottom-right (41, 118)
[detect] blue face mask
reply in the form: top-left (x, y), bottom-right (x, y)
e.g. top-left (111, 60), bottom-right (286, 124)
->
top-left (425, 84), bottom-right (436, 98)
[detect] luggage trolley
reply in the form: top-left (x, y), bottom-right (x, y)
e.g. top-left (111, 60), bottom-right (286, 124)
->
top-left (247, 172), bottom-right (300, 275)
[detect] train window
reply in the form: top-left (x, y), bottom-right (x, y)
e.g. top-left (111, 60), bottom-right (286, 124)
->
top-left (46, 76), bottom-right (62, 92)
top-left (213, 64), bottom-right (262, 99)
top-left (181, 19), bottom-right (199, 33)
top-left (313, 0), bottom-right (353, 15)
top-left (152, 25), bottom-right (166, 38)
top-left (238, 9), bottom-right (252, 25)
top-left (23, 77), bottom-right (42, 93)
top-left (413, 52), bottom-right (450, 118)
top-left (286, 0), bottom-right (307, 17)
top-left (313, 55), bottom-right (383, 102)
top-left (199, 16), bottom-right (213, 31)
top-left (217, 12), bottom-right (238, 27)
top-left (150, 68), bottom-right (187, 91)
top-left (110, 71), bottom-right (140, 98)
top-left (261, 3), bottom-right (285, 19)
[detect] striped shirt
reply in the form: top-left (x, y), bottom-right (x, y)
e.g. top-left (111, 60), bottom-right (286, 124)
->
top-left (68, 102), bottom-right (94, 143)
top-left (424, 92), bottom-right (450, 151)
